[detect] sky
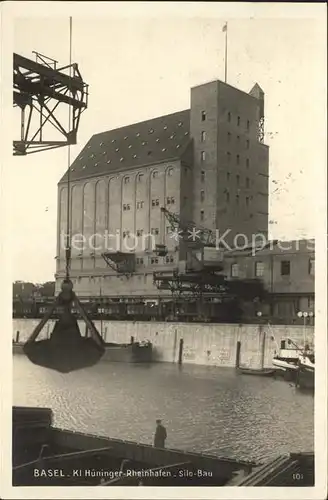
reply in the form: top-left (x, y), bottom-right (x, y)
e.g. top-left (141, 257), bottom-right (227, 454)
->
top-left (6, 3), bottom-right (327, 282)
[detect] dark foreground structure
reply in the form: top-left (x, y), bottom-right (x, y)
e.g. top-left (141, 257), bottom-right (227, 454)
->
top-left (13, 406), bottom-right (314, 487)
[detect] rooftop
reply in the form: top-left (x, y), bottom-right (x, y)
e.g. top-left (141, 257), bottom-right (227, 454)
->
top-left (59, 110), bottom-right (191, 184)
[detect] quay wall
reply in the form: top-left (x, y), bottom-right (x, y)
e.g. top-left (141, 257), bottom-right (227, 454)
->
top-left (12, 319), bottom-right (314, 369)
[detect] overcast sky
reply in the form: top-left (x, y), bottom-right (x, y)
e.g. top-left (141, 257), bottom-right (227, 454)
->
top-left (7, 3), bottom-right (327, 282)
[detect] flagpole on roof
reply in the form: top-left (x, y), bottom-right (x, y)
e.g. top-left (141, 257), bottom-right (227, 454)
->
top-left (223, 22), bottom-right (228, 83)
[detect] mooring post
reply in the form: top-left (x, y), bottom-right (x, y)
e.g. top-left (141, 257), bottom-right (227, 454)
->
top-left (178, 338), bottom-right (184, 365)
top-left (235, 341), bottom-right (241, 368)
top-left (16, 331), bottom-right (20, 343)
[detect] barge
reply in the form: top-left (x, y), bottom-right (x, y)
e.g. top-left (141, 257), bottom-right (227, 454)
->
top-left (13, 339), bottom-right (152, 363)
top-left (13, 406), bottom-right (314, 487)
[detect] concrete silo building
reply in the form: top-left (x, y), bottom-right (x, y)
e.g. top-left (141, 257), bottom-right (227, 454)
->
top-left (56, 79), bottom-right (269, 298)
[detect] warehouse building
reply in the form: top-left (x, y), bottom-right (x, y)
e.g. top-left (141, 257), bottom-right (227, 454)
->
top-left (55, 79), bottom-right (269, 297)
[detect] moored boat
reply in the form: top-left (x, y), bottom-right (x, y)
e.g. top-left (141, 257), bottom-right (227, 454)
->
top-left (13, 339), bottom-right (153, 363)
top-left (237, 367), bottom-right (276, 377)
top-left (296, 352), bottom-right (315, 390)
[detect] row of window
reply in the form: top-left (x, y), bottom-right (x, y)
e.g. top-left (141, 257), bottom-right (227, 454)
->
top-left (122, 227), bottom-right (174, 238)
top-left (200, 130), bottom-right (250, 149)
top-left (230, 258), bottom-right (315, 278)
top-left (122, 167), bottom-right (175, 185)
top-left (201, 110), bottom-right (250, 130)
top-left (227, 173), bottom-right (251, 187)
top-left (135, 256), bottom-right (175, 265)
top-left (200, 151), bottom-right (250, 168)
top-left (123, 197), bottom-right (176, 212)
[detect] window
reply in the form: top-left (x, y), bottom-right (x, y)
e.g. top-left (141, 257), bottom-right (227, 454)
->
top-left (246, 196), bottom-right (249, 207)
top-left (201, 151), bottom-right (206, 162)
top-left (227, 132), bottom-right (231, 142)
top-left (152, 199), bottom-right (159, 207)
top-left (236, 194), bottom-right (240, 205)
top-left (201, 170), bottom-right (205, 182)
top-left (231, 263), bottom-right (239, 277)
top-left (247, 120), bottom-right (250, 131)
top-left (136, 201), bottom-right (144, 209)
top-left (151, 228), bottom-right (159, 235)
top-left (123, 203), bottom-right (131, 211)
top-left (246, 158), bottom-right (250, 168)
top-left (246, 177), bottom-right (250, 188)
top-left (281, 260), bottom-right (291, 276)
top-left (228, 112), bottom-right (231, 122)
top-left (236, 174), bottom-right (240, 186)
top-left (246, 139), bottom-right (250, 149)
top-left (255, 261), bottom-right (265, 277)
top-left (150, 257), bottom-right (159, 265)
top-left (165, 255), bottom-right (174, 263)
top-left (309, 258), bottom-right (315, 275)
top-left (136, 229), bottom-right (143, 237)
top-left (137, 173), bottom-right (144, 182)
top-left (237, 135), bottom-right (240, 143)
top-left (152, 171), bottom-right (158, 178)
top-left (227, 172), bottom-right (230, 181)
top-left (236, 154), bottom-right (240, 165)
top-left (201, 131), bottom-right (206, 142)
top-left (167, 167), bottom-right (174, 176)
top-left (237, 116), bottom-right (240, 126)
top-left (227, 152), bottom-right (231, 163)
top-left (136, 257), bottom-right (144, 265)
top-left (166, 196), bottom-right (175, 205)
top-left (123, 230), bottom-right (130, 238)
top-left (226, 192), bottom-right (230, 203)
top-left (200, 210), bottom-right (204, 221)
top-left (200, 190), bottom-right (205, 202)
top-left (124, 176), bottom-right (130, 184)
top-left (201, 111), bottom-right (206, 121)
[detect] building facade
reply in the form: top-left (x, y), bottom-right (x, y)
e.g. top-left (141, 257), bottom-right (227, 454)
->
top-left (56, 79), bottom-right (269, 297)
top-left (223, 239), bottom-right (315, 323)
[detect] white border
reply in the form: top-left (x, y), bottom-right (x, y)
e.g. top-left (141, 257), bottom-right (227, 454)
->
top-left (0, 2), bottom-right (327, 499)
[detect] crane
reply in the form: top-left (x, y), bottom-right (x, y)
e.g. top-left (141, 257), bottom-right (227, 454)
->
top-left (16, 20), bottom-right (106, 373)
top-left (13, 50), bottom-right (88, 155)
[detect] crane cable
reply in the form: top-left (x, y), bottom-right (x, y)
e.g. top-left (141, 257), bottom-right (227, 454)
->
top-left (65, 16), bottom-right (73, 280)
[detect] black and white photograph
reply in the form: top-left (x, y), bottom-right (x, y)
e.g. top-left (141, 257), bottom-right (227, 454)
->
top-left (0, 2), bottom-right (326, 498)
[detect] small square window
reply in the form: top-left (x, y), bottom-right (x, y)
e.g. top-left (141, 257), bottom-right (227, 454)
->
top-left (247, 120), bottom-right (250, 131)
top-left (137, 173), bottom-right (144, 182)
top-left (200, 210), bottom-right (204, 221)
top-left (231, 263), bottom-right (239, 277)
top-left (201, 170), bottom-right (205, 182)
top-left (124, 177), bottom-right (130, 184)
top-left (246, 158), bottom-right (250, 168)
top-left (200, 190), bottom-right (205, 202)
top-left (201, 111), bottom-right (206, 121)
top-left (227, 172), bottom-right (230, 181)
top-left (228, 112), bottom-right (231, 122)
top-left (236, 194), bottom-right (240, 204)
top-left (246, 177), bottom-right (250, 188)
top-left (308, 258), bottom-right (315, 275)
top-left (201, 131), bottom-right (206, 142)
top-left (281, 260), bottom-right (290, 276)
top-left (152, 171), bottom-right (158, 178)
top-left (201, 151), bottom-right (206, 162)
top-left (255, 262), bottom-right (264, 277)
top-left (236, 154), bottom-right (240, 165)
top-left (226, 192), bottom-right (230, 203)
top-left (246, 196), bottom-right (250, 207)
top-left (227, 132), bottom-right (231, 142)
top-left (246, 139), bottom-right (250, 149)
top-left (237, 116), bottom-right (240, 126)
top-left (236, 174), bottom-right (240, 186)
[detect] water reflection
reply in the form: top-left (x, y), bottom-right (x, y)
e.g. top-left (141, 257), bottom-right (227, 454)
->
top-left (13, 356), bottom-right (314, 461)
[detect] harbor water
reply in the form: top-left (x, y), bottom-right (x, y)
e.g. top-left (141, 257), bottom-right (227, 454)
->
top-left (13, 355), bottom-right (314, 462)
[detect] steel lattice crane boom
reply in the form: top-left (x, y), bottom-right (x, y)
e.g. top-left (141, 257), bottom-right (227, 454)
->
top-left (13, 51), bottom-right (88, 155)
